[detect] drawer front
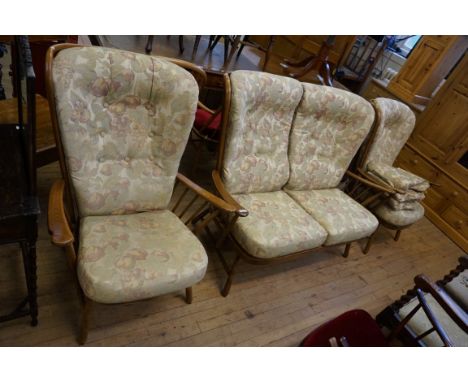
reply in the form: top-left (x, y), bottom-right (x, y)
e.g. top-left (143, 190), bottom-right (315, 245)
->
top-left (395, 146), bottom-right (439, 182)
top-left (434, 171), bottom-right (468, 214)
top-left (440, 204), bottom-right (468, 238)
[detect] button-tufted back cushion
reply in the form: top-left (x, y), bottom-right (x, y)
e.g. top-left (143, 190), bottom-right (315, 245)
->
top-left (52, 46), bottom-right (198, 216)
top-left (363, 98), bottom-right (416, 168)
top-left (222, 70), bottom-right (303, 194)
top-left (286, 83), bottom-right (375, 191)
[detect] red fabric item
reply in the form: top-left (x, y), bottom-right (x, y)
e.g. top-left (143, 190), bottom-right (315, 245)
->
top-left (194, 107), bottom-right (222, 131)
top-left (300, 309), bottom-right (388, 347)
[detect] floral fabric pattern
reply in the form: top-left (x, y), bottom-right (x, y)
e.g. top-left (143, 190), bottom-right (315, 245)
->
top-left (367, 161), bottom-right (430, 192)
top-left (286, 83), bottom-right (375, 191)
top-left (398, 294), bottom-right (468, 346)
top-left (373, 201), bottom-right (424, 227)
top-left (52, 46), bottom-right (199, 216)
top-left (364, 98), bottom-right (416, 167)
top-left (222, 71), bottom-right (303, 194)
top-left (231, 191), bottom-right (327, 258)
top-left (286, 189), bottom-right (378, 246)
top-left (77, 211), bottom-right (208, 304)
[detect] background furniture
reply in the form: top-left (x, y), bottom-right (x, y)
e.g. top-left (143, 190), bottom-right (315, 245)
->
top-left (234, 35), bottom-right (275, 71)
top-left (387, 36), bottom-right (467, 105)
top-left (0, 36), bottom-right (39, 326)
top-left (377, 256), bottom-right (467, 346)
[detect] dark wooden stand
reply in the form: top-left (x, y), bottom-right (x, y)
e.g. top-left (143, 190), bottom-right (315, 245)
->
top-left (0, 36), bottom-right (39, 326)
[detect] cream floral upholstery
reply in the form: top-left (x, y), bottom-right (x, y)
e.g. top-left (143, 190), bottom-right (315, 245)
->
top-left (364, 98), bottom-right (416, 168)
top-left (222, 70), bottom-right (303, 194)
top-left (78, 211), bottom-right (208, 304)
top-left (445, 270), bottom-right (468, 311)
top-left (286, 189), bottom-right (378, 246)
top-left (373, 202), bottom-right (425, 227)
top-left (231, 191), bottom-right (327, 258)
top-left (398, 294), bottom-right (468, 346)
top-left (367, 162), bottom-right (429, 192)
top-left (52, 46), bottom-right (199, 216)
top-left (286, 83), bottom-right (375, 190)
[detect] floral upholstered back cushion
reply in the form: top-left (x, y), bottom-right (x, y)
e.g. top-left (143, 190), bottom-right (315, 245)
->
top-left (286, 83), bottom-right (375, 191)
top-left (363, 98), bottom-right (416, 168)
top-left (52, 47), bottom-right (198, 216)
top-left (222, 70), bottom-right (303, 194)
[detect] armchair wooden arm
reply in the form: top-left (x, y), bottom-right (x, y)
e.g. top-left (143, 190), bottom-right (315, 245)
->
top-left (211, 170), bottom-right (248, 217)
top-left (414, 274), bottom-right (468, 333)
top-left (346, 170), bottom-right (395, 194)
top-left (176, 172), bottom-right (239, 214)
top-left (48, 179), bottom-right (74, 247)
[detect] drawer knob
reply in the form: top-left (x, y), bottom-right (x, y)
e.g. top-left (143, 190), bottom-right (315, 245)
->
top-left (455, 220), bottom-right (463, 229)
top-left (451, 191), bottom-right (459, 197)
top-left (411, 159), bottom-right (419, 165)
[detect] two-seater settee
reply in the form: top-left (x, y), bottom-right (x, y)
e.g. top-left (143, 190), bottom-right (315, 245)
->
top-left (212, 70), bottom-right (391, 296)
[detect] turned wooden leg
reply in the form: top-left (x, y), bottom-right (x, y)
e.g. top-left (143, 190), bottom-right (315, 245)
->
top-left (185, 287), bottom-right (193, 304)
top-left (145, 36), bottom-right (154, 54)
top-left (21, 240), bottom-right (38, 326)
top-left (343, 242), bottom-right (352, 258)
top-left (221, 254), bottom-right (241, 297)
top-left (78, 297), bottom-right (92, 345)
top-left (394, 229), bottom-right (402, 242)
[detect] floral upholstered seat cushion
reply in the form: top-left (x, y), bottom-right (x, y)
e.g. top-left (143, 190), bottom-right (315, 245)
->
top-left (286, 83), bottom-right (375, 191)
top-left (52, 47), bottom-right (199, 216)
top-left (444, 270), bottom-right (468, 312)
top-left (231, 191), bottom-right (328, 259)
top-left (77, 211), bottom-right (208, 304)
top-left (372, 201), bottom-right (424, 227)
top-left (286, 189), bottom-right (378, 246)
top-left (222, 71), bottom-right (303, 194)
top-left (398, 294), bottom-right (468, 346)
top-left (367, 161), bottom-right (430, 192)
top-left (364, 98), bottom-right (416, 168)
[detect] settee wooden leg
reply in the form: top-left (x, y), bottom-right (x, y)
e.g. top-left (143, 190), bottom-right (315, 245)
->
top-left (185, 287), bottom-right (193, 304)
top-left (78, 297), bottom-right (92, 345)
top-left (394, 229), bottom-right (402, 242)
top-left (221, 254), bottom-right (241, 297)
top-left (343, 243), bottom-right (352, 258)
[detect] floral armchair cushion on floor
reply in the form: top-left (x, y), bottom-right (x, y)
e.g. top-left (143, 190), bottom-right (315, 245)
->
top-left (53, 46), bottom-right (199, 216)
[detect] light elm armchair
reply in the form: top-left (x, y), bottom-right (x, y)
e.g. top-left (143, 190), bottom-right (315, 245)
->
top-left (354, 98), bottom-right (431, 251)
top-left (211, 70), bottom-right (384, 296)
top-left (46, 44), bottom-right (236, 344)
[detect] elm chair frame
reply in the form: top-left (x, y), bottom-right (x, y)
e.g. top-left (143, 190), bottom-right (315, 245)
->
top-left (46, 44), bottom-right (237, 344)
top-left (209, 73), bottom-right (394, 297)
top-left (351, 99), bottom-right (433, 252)
top-left (376, 256), bottom-right (468, 346)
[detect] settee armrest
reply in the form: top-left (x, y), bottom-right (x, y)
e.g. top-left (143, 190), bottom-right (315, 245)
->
top-left (211, 170), bottom-right (248, 217)
top-left (48, 179), bottom-right (74, 247)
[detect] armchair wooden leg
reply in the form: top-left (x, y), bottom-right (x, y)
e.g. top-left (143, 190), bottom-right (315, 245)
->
top-left (363, 232), bottom-right (376, 254)
top-left (78, 297), bottom-right (92, 345)
top-left (394, 229), bottom-right (402, 242)
top-left (343, 242), bottom-right (352, 258)
top-left (221, 254), bottom-right (241, 297)
top-left (185, 287), bottom-right (193, 304)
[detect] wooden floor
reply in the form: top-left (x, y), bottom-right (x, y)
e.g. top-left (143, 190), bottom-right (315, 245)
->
top-left (0, 140), bottom-right (465, 347)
